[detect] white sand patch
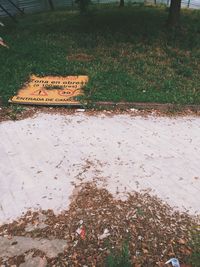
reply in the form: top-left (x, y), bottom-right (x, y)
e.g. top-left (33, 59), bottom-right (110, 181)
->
top-left (0, 113), bottom-right (200, 223)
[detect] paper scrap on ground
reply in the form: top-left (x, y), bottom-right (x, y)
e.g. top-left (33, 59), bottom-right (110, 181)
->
top-left (9, 75), bottom-right (88, 105)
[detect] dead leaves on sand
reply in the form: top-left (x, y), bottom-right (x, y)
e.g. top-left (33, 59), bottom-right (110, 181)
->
top-left (0, 183), bottom-right (198, 266)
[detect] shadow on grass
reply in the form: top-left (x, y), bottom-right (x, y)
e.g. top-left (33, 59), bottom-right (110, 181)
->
top-left (3, 5), bottom-right (200, 48)
top-left (0, 5), bottom-right (200, 104)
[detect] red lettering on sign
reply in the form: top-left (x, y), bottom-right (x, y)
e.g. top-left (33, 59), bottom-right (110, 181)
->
top-left (31, 89), bottom-right (48, 96)
top-left (57, 90), bottom-right (74, 97)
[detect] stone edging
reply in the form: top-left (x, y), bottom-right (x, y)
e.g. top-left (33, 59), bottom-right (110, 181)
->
top-left (92, 102), bottom-right (200, 112)
top-left (1, 97), bottom-right (200, 112)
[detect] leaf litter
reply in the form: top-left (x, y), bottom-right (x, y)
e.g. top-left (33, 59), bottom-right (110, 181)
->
top-left (0, 182), bottom-right (199, 266)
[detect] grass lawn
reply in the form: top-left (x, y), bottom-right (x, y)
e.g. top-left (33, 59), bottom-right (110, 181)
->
top-left (0, 5), bottom-right (200, 105)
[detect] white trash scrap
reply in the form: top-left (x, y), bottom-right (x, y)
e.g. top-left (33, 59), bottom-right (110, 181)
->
top-left (165, 258), bottom-right (180, 267)
top-left (0, 22), bottom-right (9, 48)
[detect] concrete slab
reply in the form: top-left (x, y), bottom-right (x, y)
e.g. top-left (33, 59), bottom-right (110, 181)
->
top-left (0, 236), bottom-right (67, 258)
top-left (0, 113), bottom-right (200, 223)
top-left (20, 254), bottom-right (47, 267)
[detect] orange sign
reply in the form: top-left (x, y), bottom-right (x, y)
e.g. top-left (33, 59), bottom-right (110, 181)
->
top-left (9, 75), bottom-right (88, 105)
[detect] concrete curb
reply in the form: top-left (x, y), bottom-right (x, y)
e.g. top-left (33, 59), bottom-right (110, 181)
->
top-left (1, 98), bottom-right (200, 112)
top-left (92, 102), bottom-right (200, 112)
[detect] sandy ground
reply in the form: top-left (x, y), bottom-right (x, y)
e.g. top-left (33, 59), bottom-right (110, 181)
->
top-left (0, 112), bottom-right (200, 224)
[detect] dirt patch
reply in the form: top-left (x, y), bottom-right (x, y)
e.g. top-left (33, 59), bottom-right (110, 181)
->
top-left (0, 106), bottom-right (77, 123)
top-left (1, 104), bottom-right (200, 123)
top-left (0, 183), bottom-right (198, 266)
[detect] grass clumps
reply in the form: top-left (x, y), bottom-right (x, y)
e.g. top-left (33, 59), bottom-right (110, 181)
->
top-left (0, 5), bottom-right (200, 105)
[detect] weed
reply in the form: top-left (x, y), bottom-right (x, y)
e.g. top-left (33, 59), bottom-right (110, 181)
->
top-left (7, 105), bottom-right (26, 120)
top-left (106, 241), bottom-right (132, 267)
top-left (189, 227), bottom-right (200, 267)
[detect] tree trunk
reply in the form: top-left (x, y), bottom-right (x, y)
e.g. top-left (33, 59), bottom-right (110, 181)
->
top-left (167, 0), bottom-right (181, 27)
top-left (48, 0), bottom-right (55, 11)
top-left (119, 0), bottom-right (125, 7)
top-left (80, 0), bottom-right (86, 13)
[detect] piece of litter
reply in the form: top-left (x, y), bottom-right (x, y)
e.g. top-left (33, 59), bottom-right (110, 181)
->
top-left (76, 109), bottom-right (85, 112)
top-left (76, 226), bottom-right (86, 240)
top-left (76, 227), bottom-right (82, 235)
top-left (165, 258), bottom-right (180, 267)
top-left (98, 228), bottom-right (110, 240)
top-left (130, 108), bottom-right (138, 112)
top-left (80, 226), bottom-right (86, 240)
top-left (135, 251), bottom-right (140, 256)
top-left (0, 37), bottom-right (9, 48)
top-left (73, 240), bottom-right (78, 247)
top-left (99, 247), bottom-right (107, 251)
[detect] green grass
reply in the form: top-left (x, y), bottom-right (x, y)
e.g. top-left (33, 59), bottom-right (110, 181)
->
top-left (189, 227), bottom-right (200, 267)
top-left (106, 241), bottom-right (132, 267)
top-left (0, 5), bottom-right (200, 105)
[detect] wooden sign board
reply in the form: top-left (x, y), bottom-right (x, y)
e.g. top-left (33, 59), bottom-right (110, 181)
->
top-left (9, 75), bottom-right (88, 106)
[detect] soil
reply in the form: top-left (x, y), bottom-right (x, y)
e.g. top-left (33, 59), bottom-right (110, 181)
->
top-left (0, 104), bottom-right (200, 124)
